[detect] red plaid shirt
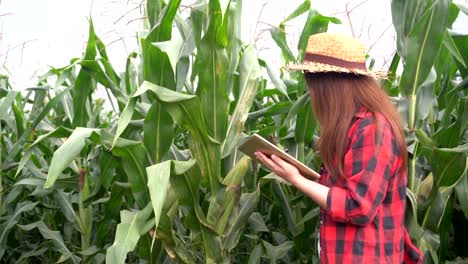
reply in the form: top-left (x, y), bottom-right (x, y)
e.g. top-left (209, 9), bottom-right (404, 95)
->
top-left (319, 108), bottom-right (423, 263)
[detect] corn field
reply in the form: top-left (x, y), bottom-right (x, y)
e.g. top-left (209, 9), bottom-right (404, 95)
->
top-left (0, 0), bottom-right (467, 263)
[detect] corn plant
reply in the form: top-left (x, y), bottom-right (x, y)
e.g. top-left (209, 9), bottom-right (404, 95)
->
top-left (1, 0), bottom-right (267, 263)
top-left (390, 0), bottom-right (468, 262)
top-left (230, 2), bottom-right (341, 263)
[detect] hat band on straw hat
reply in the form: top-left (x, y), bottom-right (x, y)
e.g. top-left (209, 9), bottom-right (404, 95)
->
top-left (304, 53), bottom-right (366, 70)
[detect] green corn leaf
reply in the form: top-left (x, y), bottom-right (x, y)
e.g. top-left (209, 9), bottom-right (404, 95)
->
top-left (270, 25), bottom-right (295, 63)
top-left (247, 102), bottom-right (293, 124)
top-left (416, 67), bottom-right (437, 121)
top-left (295, 207), bottom-right (320, 228)
top-left (298, 10), bottom-right (341, 58)
top-left (283, 93), bottom-right (309, 125)
top-left (295, 100), bottom-right (316, 145)
top-left (392, 0), bottom-right (431, 59)
top-left (164, 160), bottom-right (225, 263)
top-left (111, 97), bottom-right (137, 148)
top-left (95, 36), bottom-right (121, 85)
top-left (44, 127), bottom-right (99, 189)
top-left (29, 126), bottom-right (72, 149)
top-left (146, 0), bottom-right (181, 42)
top-left (17, 220), bottom-right (80, 263)
top-left (211, 0), bottom-right (230, 48)
top-left (142, 40), bottom-right (176, 89)
top-left (248, 243), bottom-right (264, 264)
top-left (283, 0), bottom-right (310, 23)
top-left (141, 0), bottom-right (180, 89)
top-left (201, 226), bottom-right (225, 264)
top-left (124, 52), bottom-right (138, 95)
top-left (14, 148), bottom-right (32, 178)
top-left (432, 149), bottom-right (466, 188)
top-left (226, 0), bottom-right (242, 97)
top-left (95, 183), bottom-right (127, 244)
top-left (105, 203), bottom-right (153, 264)
top-left (438, 143), bottom-right (468, 153)
top-left (54, 190), bottom-right (79, 225)
top-left (415, 129), bottom-right (434, 148)
top-left (398, 0), bottom-right (450, 128)
top-left (112, 142), bottom-right (151, 209)
top-left (146, 0), bottom-right (161, 28)
top-left (0, 91), bottom-right (18, 120)
top-left (422, 188), bottom-right (453, 233)
top-left (0, 202), bottom-right (39, 259)
top-left (195, 7), bottom-right (230, 143)
top-left (248, 212), bottom-right (269, 233)
top-left (137, 81), bottom-right (222, 198)
top-left (72, 19), bottom-right (97, 127)
top-left (15, 247), bottom-right (49, 263)
top-left (11, 96), bottom-right (25, 137)
top-left (262, 240), bottom-right (294, 264)
top-left (144, 100), bottom-right (173, 164)
top-left (443, 30), bottom-right (467, 68)
top-left (79, 60), bottom-right (126, 106)
top-left (455, 160), bottom-right (468, 219)
top-left (258, 59), bottom-right (289, 98)
top-left (222, 46), bottom-right (262, 156)
top-left (99, 150), bottom-right (119, 189)
top-left (1, 88), bottom-right (70, 170)
top-left (435, 97), bottom-right (467, 148)
top-left (272, 181), bottom-right (296, 236)
top-left (223, 191), bottom-right (260, 250)
top-left (215, 156), bottom-right (251, 234)
top-left (383, 53), bottom-right (401, 96)
top-left (168, 159), bottom-right (205, 216)
top-left (152, 38), bottom-right (183, 73)
top-left (146, 161), bottom-right (171, 250)
top-left (219, 0), bottom-right (230, 24)
top-left (190, 2), bottom-right (206, 51)
top-left (452, 34), bottom-right (468, 78)
top-left (146, 159), bottom-right (196, 249)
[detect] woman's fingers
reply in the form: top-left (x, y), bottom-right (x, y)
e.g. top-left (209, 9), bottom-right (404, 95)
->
top-left (255, 152), bottom-right (272, 165)
top-left (255, 153), bottom-right (301, 184)
top-left (271, 155), bottom-right (296, 172)
top-left (270, 155), bottom-right (288, 167)
top-left (255, 152), bottom-right (281, 171)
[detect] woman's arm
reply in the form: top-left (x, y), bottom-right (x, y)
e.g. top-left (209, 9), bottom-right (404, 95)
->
top-left (254, 152), bottom-right (329, 208)
top-left (291, 173), bottom-right (329, 209)
top-left (325, 119), bottom-right (394, 226)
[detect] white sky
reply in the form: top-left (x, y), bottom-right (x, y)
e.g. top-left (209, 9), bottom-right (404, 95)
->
top-left (1, 0), bottom-right (467, 89)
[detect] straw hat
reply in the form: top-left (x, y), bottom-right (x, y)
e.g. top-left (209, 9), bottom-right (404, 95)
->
top-left (286, 33), bottom-right (387, 79)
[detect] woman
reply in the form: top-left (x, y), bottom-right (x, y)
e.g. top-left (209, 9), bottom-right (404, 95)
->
top-left (254, 33), bottom-right (423, 263)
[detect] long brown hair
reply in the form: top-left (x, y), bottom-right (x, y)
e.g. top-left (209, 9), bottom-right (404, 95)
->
top-left (304, 72), bottom-right (407, 179)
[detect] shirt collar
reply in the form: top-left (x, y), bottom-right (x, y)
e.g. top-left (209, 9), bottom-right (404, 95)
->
top-left (355, 106), bottom-right (368, 118)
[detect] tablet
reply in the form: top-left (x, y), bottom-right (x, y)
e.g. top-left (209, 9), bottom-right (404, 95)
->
top-left (238, 134), bottom-right (320, 180)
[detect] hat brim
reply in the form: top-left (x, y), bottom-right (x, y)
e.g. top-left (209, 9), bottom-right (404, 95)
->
top-left (285, 62), bottom-right (387, 79)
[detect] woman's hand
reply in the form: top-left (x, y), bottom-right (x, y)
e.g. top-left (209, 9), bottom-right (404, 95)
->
top-left (254, 152), bottom-right (305, 185)
top-left (254, 151), bottom-right (329, 208)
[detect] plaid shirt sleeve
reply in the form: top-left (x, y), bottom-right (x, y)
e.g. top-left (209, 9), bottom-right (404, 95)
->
top-left (326, 116), bottom-right (394, 226)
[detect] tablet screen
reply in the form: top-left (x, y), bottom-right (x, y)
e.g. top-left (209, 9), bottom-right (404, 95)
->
top-left (238, 134), bottom-right (320, 180)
